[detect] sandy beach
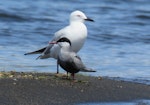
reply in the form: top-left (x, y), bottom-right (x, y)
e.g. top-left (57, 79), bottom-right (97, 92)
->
top-left (0, 72), bottom-right (150, 105)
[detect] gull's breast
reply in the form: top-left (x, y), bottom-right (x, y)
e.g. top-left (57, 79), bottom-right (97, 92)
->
top-left (65, 22), bottom-right (88, 52)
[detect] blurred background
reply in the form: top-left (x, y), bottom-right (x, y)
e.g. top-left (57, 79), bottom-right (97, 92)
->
top-left (0, 0), bottom-right (150, 84)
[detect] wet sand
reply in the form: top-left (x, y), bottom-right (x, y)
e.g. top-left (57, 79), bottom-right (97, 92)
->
top-left (0, 72), bottom-right (150, 105)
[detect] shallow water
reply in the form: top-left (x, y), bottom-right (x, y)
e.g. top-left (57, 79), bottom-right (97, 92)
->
top-left (77, 100), bottom-right (150, 105)
top-left (0, 0), bottom-right (150, 85)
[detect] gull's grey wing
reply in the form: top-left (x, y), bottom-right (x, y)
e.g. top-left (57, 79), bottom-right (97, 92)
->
top-left (41, 31), bottom-right (65, 56)
top-left (25, 25), bottom-right (70, 58)
top-left (41, 25), bottom-right (71, 53)
top-left (24, 32), bottom-right (64, 56)
top-left (24, 47), bottom-right (47, 55)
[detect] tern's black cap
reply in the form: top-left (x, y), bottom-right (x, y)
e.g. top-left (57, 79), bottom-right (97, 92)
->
top-left (57, 37), bottom-right (71, 46)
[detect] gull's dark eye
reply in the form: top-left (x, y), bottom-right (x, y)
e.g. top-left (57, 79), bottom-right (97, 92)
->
top-left (77, 15), bottom-right (81, 17)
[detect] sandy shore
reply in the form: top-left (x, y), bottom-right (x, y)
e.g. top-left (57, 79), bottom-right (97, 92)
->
top-left (0, 71), bottom-right (150, 105)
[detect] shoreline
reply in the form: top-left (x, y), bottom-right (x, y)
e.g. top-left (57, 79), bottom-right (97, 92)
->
top-left (0, 71), bottom-right (150, 105)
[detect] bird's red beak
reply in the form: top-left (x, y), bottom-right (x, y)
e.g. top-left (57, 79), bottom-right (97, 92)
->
top-left (49, 41), bottom-right (57, 44)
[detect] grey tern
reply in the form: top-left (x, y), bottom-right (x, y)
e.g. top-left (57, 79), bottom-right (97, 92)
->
top-left (50, 37), bottom-right (96, 80)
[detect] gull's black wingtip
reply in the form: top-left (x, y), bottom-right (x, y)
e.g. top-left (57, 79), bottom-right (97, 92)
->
top-left (24, 53), bottom-right (30, 55)
top-left (90, 69), bottom-right (96, 72)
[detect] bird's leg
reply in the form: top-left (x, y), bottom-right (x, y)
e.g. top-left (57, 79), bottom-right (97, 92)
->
top-left (66, 72), bottom-right (69, 78)
top-left (71, 73), bottom-right (75, 80)
top-left (57, 60), bottom-right (59, 74)
top-left (70, 73), bottom-right (74, 85)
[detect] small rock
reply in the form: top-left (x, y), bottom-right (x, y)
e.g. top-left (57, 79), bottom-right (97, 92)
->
top-left (98, 77), bottom-right (102, 80)
top-left (81, 89), bottom-right (84, 92)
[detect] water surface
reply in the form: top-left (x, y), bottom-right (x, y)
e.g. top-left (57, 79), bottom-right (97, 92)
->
top-left (0, 0), bottom-right (150, 85)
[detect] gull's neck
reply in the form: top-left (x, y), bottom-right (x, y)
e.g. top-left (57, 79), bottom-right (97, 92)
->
top-left (70, 20), bottom-right (84, 25)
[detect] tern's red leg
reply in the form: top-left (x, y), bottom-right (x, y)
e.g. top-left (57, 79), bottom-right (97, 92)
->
top-left (71, 73), bottom-right (75, 80)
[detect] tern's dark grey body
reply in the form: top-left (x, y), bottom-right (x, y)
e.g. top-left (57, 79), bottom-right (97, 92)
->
top-left (58, 53), bottom-right (84, 74)
top-left (55, 37), bottom-right (96, 79)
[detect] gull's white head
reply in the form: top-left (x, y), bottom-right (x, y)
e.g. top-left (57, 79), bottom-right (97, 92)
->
top-left (70, 10), bottom-right (94, 23)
